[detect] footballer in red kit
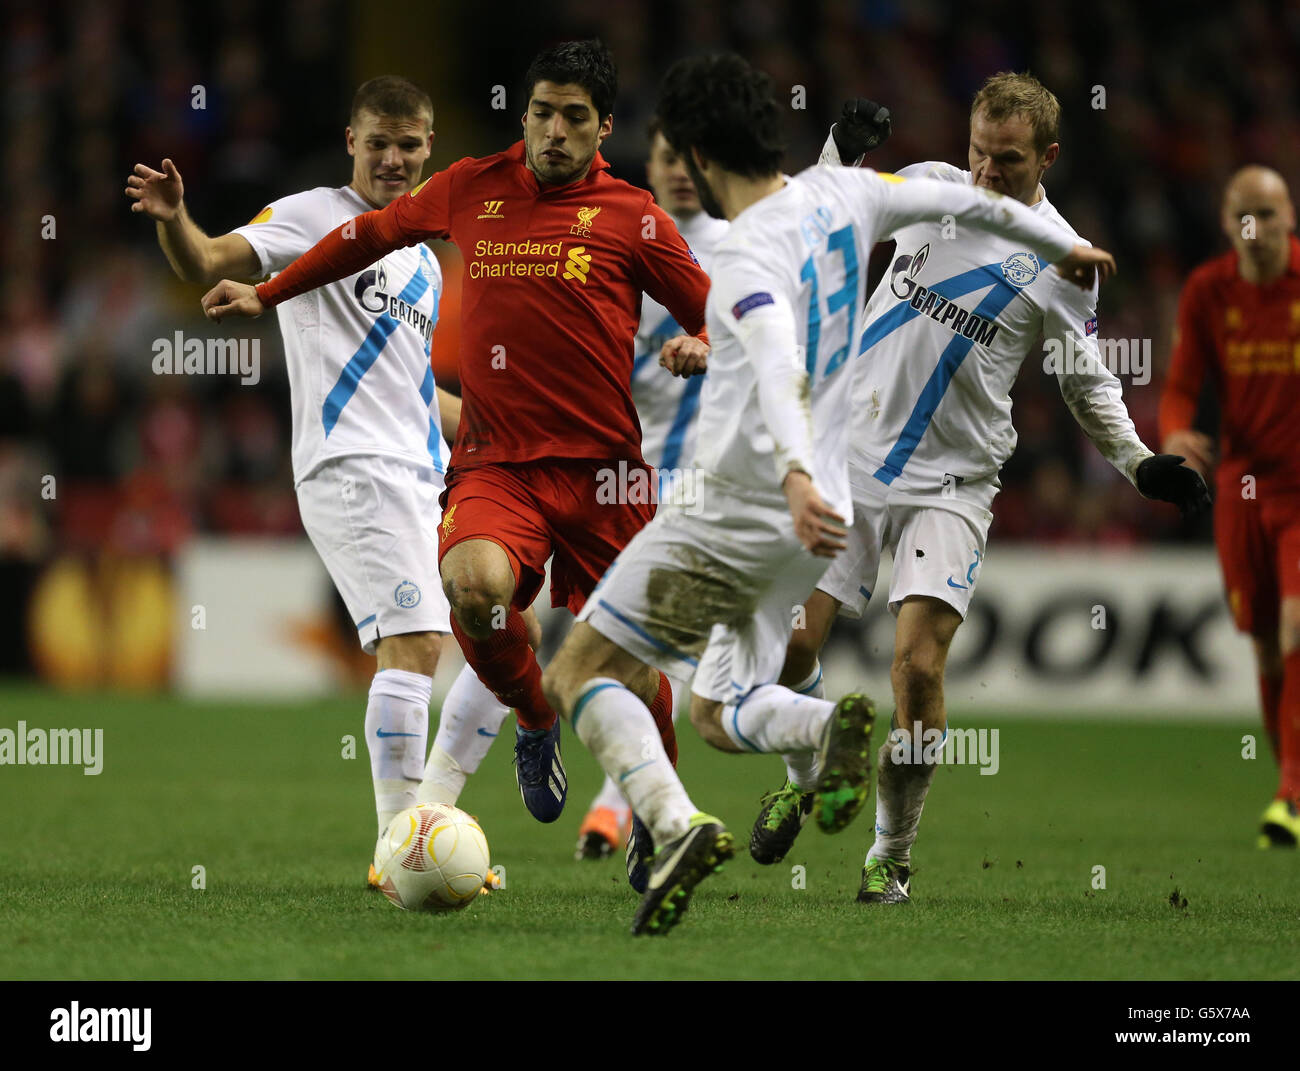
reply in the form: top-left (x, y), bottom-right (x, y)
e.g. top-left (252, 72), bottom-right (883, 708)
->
top-left (1160, 165), bottom-right (1300, 846)
top-left (202, 40), bottom-right (710, 825)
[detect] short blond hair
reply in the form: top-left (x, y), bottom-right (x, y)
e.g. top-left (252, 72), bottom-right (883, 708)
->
top-left (970, 72), bottom-right (1060, 155)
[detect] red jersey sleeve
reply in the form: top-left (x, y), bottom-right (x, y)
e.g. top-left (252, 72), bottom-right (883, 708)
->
top-left (387, 163), bottom-right (458, 243)
top-left (255, 164), bottom-right (461, 309)
top-left (632, 198), bottom-right (711, 342)
top-left (1159, 270), bottom-right (1214, 443)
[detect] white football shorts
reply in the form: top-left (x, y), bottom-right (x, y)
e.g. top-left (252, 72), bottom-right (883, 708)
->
top-left (576, 479), bottom-right (829, 698)
top-left (296, 454), bottom-right (451, 653)
top-left (817, 469), bottom-right (996, 620)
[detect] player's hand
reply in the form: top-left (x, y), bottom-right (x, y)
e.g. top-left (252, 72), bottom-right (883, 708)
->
top-left (832, 98), bottom-right (892, 162)
top-left (1136, 454), bottom-right (1213, 520)
top-left (202, 279), bottom-right (264, 321)
top-left (1162, 430), bottom-right (1214, 479)
top-left (125, 159), bottom-right (184, 221)
top-left (660, 336), bottom-right (708, 377)
top-left (783, 470), bottom-right (847, 558)
top-left (1055, 245), bottom-right (1117, 289)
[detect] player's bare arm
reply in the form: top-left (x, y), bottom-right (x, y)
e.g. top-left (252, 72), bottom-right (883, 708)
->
top-left (125, 159), bottom-right (261, 284)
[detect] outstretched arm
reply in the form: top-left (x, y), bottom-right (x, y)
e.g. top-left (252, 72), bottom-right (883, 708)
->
top-left (818, 98), bottom-right (893, 168)
top-left (204, 165), bottom-right (457, 320)
top-left (870, 174), bottom-right (1115, 288)
top-left (1047, 280), bottom-right (1209, 520)
top-left (125, 158), bottom-right (260, 284)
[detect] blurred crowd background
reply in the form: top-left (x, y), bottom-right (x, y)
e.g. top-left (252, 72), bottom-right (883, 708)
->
top-left (2, 0), bottom-right (1296, 680)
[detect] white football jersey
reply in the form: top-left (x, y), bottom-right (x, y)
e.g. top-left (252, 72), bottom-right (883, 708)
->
top-left (695, 165), bottom-right (1078, 520)
top-left (232, 185), bottom-right (448, 485)
top-left (629, 211), bottom-right (729, 473)
top-left (847, 159), bottom-right (1151, 497)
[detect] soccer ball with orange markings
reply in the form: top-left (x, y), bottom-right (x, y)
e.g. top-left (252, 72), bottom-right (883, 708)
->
top-left (373, 803), bottom-right (491, 912)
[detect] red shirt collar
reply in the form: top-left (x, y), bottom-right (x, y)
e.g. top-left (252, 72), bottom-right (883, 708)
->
top-left (506, 139), bottom-right (609, 191)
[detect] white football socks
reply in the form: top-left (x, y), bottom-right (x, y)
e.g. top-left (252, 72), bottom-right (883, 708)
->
top-left (866, 725), bottom-right (941, 865)
top-left (781, 663), bottom-right (826, 791)
top-left (365, 668), bottom-right (433, 836)
top-left (571, 677), bottom-right (696, 846)
top-left (591, 773), bottom-right (630, 815)
top-left (419, 662), bottom-right (511, 805)
top-left (584, 675), bottom-right (683, 820)
top-left (719, 683), bottom-right (834, 754)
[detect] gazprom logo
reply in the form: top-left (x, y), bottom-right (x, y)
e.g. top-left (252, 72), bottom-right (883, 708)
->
top-left (1000, 251), bottom-right (1040, 288)
top-left (355, 262), bottom-right (389, 313)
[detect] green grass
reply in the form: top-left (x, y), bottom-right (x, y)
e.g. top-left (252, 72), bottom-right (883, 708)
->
top-left (0, 685), bottom-right (1296, 980)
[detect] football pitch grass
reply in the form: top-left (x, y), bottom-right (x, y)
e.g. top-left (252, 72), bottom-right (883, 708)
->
top-left (1, 686), bottom-right (1296, 981)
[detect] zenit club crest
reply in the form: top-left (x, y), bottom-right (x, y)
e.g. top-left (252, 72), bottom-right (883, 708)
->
top-left (1000, 251), bottom-right (1041, 288)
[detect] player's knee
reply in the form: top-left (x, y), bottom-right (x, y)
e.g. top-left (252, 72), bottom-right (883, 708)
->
top-left (443, 577), bottom-right (513, 639)
top-left (376, 631), bottom-right (441, 677)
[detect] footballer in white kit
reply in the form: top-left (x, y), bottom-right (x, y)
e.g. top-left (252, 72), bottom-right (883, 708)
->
top-left (234, 186), bottom-right (452, 650)
top-left (540, 54), bottom-right (1113, 936)
top-left (128, 77), bottom-right (512, 890)
top-left (748, 76), bottom-right (1209, 902)
top-left (574, 117), bottom-right (730, 863)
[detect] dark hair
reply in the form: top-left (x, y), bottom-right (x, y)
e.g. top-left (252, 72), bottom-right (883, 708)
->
top-left (523, 39), bottom-right (617, 118)
top-left (351, 76), bottom-right (434, 128)
top-left (655, 53), bottom-right (785, 177)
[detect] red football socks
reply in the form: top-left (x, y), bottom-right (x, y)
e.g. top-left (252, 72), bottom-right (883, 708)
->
top-left (647, 671), bottom-right (677, 767)
top-left (450, 611), bottom-right (556, 731)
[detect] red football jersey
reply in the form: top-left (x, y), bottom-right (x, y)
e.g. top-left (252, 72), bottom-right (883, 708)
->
top-left (256, 142), bottom-right (711, 471)
top-left (1160, 235), bottom-right (1300, 494)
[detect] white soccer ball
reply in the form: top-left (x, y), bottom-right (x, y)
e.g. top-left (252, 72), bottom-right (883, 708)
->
top-left (373, 803), bottom-right (491, 912)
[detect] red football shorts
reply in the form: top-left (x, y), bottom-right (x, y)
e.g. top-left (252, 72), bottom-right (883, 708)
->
top-left (437, 459), bottom-right (656, 615)
top-left (1214, 484), bottom-right (1300, 635)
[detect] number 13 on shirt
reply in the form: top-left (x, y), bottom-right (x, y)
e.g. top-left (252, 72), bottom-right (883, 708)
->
top-left (800, 222), bottom-right (859, 384)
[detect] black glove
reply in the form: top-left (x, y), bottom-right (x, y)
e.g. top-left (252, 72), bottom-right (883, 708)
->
top-left (832, 98), bottom-right (892, 161)
top-left (1136, 454), bottom-right (1212, 520)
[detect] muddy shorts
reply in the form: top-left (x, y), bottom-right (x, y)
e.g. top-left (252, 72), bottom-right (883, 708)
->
top-left (575, 479), bottom-right (830, 699)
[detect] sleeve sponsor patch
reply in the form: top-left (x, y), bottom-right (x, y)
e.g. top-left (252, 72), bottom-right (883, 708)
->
top-left (1084, 316), bottom-right (1098, 336)
top-left (732, 292), bottom-right (775, 320)
top-left (247, 206), bottom-right (272, 225)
